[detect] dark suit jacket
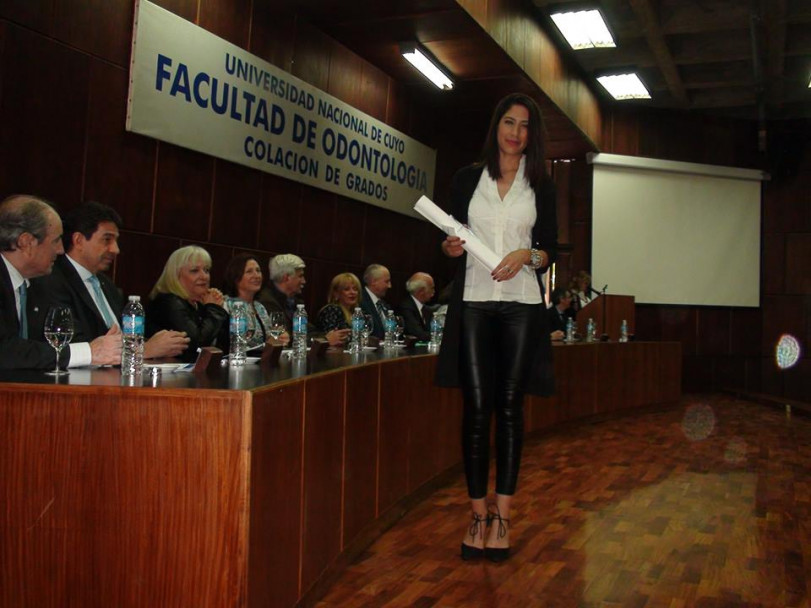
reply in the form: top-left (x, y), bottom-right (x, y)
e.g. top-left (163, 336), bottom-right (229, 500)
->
top-left (360, 287), bottom-right (392, 339)
top-left (256, 283), bottom-right (300, 335)
top-left (398, 295), bottom-right (431, 342)
top-left (548, 305), bottom-right (574, 334)
top-left (0, 257), bottom-right (69, 370)
top-left (435, 164), bottom-right (558, 397)
top-left (28, 255), bottom-right (124, 344)
top-left (146, 293), bottom-right (228, 362)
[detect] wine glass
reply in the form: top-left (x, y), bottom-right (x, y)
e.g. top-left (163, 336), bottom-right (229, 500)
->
top-left (43, 305), bottom-right (74, 376)
top-left (361, 314), bottom-right (374, 348)
top-left (267, 312), bottom-right (286, 342)
top-left (394, 315), bottom-right (405, 345)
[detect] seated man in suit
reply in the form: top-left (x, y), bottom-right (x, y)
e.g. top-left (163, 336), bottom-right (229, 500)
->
top-left (360, 263), bottom-right (393, 339)
top-left (256, 253), bottom-right (346, 346)
top-left (398, 272), bottom-right (435, 342)
top-left (548, 286), bottom-right (575, 341)
top-left (28, 201), bottom-right (189, 359)
top-left (0, 194), bottom-right (121, 370)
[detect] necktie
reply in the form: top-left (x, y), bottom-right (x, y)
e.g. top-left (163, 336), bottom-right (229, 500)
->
top-left (18, 282), bottom-right (28, 339)
top-left (89, 275), bottom-right (115, 328)
top-left (421, 306), bottom-right (431, 327)
top-left (376, 299), bottom-right (388, 322)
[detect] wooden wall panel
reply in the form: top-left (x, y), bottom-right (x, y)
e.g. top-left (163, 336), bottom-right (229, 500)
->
top-left (199, 0), bottom-right (252, 48)
top-left (332, 195), bottom-right (368, 266)
top-left (114, 232), bottom-right (181, 299)
top-left (762, 232), bottom-right (786, 295)
top-left (53, 0), bottom-right (131, 66)
top-left (1, 387), bottom-right (249, 607)
top-left (343, 365), bottom-right (379, 547)
top-left (248, 383), bottom-right (304, 608)
top-left (291, 21), bottom-right (332, 92)
top-left (0, 0), bottom-right (54, 33)
top-left (696, 309), bottom-right (731, 356)
top-left (297, 189), bottom-right (339, 261)
top-left (301, 373), bottom-right (345, 596)
top-left (257, 173), bottom-right (304, 253)
top-left (153, 143), bottom-right (214, 241)
top-left (378, 360), bottom-right (412, 514)
top-left (85, 62), bottom-right (156, 233)
top-left (357, 62), bottom-right (389, 122)
top-left (210, 160), bottom-right (263, 247)
top-left (328, 44), bottom-right (365, 108)
top-left (786, 234), bottom-right (811, 295)
top-left (151, 0), bottom-right (198, 22)
top-left (0, 25), bottom-right (88, 207)
top-left (249, 4), bottom-right (296, 70)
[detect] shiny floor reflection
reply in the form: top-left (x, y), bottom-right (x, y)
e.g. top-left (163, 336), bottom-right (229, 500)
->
top-left (316, 395), bottom-right (811, 607)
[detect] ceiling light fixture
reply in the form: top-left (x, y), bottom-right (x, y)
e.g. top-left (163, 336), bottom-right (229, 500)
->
top-left (400, 43), bottom-right (454, 90)
top-left (550, 9), bottom-right (616, 50)
top-left (597, 73), bottom-right (651, 100)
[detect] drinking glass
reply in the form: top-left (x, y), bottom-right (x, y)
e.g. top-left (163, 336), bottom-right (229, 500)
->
top-left (43, 305), bottom-right (74, 376)
top-left (362, 314), bottom-right (374, 348)
top-left (267, 312), bottom-right (286, 342)
top-left (394, 315), bottom-right (405, 345)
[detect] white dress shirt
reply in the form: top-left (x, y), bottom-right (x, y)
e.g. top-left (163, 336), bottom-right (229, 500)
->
top-left (463, 157), bottom-right (542, 304)
top-left (66, 255), bottom-right (119, 328)
top-left (2, 254), bottom-right (91, 367)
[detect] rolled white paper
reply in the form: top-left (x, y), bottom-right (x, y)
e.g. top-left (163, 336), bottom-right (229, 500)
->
top-left (413, 195), bottom-right (502, 272)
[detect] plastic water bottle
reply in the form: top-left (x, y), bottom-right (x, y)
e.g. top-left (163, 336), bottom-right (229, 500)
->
top-left (586, 318), bottom-right (595, 343)
top-left (121, 295), bottom-right (145, 375)
top-left (619, 319), bottom-right (629, 343)
top-left (229, 300), bottom-right (247, 366)
top-left (383, 309), bottom-right (396, 349)
top-left (429, 315), bottom-right (442, 351)
top-left (292, 304), bottom-right (308, 359)
top-left (349, 306), bottom-right (364, 354)
top-left (565, 317), bottom-right (575, 343)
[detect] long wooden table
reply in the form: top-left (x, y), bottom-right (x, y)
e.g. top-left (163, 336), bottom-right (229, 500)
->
top-left (0, 342), bottom-right (680, 607)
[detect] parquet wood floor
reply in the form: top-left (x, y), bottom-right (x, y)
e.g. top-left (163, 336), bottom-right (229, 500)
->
top-left (315, 395), bottom-right (811, 607)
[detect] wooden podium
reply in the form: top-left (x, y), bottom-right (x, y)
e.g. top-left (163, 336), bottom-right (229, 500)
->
top-left (578, 294), bottom-right (635, 341)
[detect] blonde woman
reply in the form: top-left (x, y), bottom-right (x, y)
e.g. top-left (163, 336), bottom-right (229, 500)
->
top-left (316, 272), bottom-right (360, 338)
top-left (146, 245), bottom-right (228, 361)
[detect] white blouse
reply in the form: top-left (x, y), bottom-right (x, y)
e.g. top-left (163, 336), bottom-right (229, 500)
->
top-left (463, 156), bottom-right (542, 304)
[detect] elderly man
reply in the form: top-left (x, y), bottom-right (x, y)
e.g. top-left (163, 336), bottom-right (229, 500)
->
top-left (28, 201), bottom-right (189, 358)
top-left (0, 194), bottom-right (121, 370)
top-left (360, 263), bottom-right (393, 339)
top-left (256, 253), bottom-right (347, 346)
top-left (398, 272), bottom-right (435, 342)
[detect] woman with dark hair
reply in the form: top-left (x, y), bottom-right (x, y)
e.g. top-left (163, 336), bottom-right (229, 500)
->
top-left (220, 253), bottom-right (287, 350)
top-left (436, 93), bottom-right (558, 562)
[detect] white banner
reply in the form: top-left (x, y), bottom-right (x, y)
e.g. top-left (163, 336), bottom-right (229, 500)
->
top-left (127, 0), bottom-right (436, 217)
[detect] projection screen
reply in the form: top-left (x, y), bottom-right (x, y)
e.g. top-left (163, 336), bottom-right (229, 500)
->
top-left (589, 153), bottom-right (766, 307)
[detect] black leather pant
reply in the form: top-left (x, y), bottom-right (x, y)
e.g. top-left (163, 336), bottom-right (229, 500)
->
top-left (460, 301), bottom-right (540, 498)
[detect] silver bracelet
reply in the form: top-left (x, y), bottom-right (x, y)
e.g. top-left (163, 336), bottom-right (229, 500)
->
top-left (530, 248), bottom-right (543, 269)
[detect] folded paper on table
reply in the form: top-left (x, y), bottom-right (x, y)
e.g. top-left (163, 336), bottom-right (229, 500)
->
top-left (413, 196), bottom-right (502, 272)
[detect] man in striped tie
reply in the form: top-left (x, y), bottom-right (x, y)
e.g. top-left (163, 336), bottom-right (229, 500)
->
top-left (28, 201), bottom-right (188, 359)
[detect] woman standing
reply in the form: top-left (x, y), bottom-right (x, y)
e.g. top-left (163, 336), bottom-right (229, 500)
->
top-left (436, 93), bottom-right (557, 562)
top-left (146, 245), bottom-right (229, 362)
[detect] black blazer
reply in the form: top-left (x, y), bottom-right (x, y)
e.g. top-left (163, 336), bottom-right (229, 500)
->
top-left (28, 255), bottom-right (124, 344)
top-left (398, 296), bottom-right (431, 342)
top-left (548, 305), bottom-right (574, 334)
top-left (0, 257), bottom-right (69, 370)
top-left (145, 293), bottom-right (228, 362)
top-left (360, 287), bottom-right (392, 339)
top-left (435, 164), bottom-right (558, 397)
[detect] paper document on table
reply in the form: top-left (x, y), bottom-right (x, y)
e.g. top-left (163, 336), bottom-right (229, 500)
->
top-left (413, 196), bottom-right (502, 272)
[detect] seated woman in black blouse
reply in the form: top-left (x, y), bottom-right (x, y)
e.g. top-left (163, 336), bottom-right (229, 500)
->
top-left (145, 245), bottom-right (228, 362)
top-left (316, 272), bottom-right (361, 338)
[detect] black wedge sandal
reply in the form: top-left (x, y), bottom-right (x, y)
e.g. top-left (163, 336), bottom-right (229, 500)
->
top-left (484, 506), bottom-right (510, 563)
top-left (460, 512), bottom-right (487, 560)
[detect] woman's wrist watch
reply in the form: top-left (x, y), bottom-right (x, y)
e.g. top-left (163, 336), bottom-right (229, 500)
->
top-left (530, 248), bottom-right (544, 269)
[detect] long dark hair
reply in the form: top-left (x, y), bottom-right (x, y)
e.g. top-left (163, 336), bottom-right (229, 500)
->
top-left (479, 93), bottom-right (548, 191)
top-left (222, 253), bottom-right (261, 298)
